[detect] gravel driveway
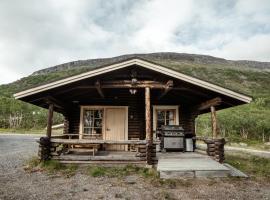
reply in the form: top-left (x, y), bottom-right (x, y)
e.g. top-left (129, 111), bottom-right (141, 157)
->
top-left (0, 134), bottom-right (270, 200)
top-left (0, 134), bottom-right (39, 174)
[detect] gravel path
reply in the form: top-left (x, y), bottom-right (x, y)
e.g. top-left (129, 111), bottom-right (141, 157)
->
top-left (0, 134), bottom-right (270, 200)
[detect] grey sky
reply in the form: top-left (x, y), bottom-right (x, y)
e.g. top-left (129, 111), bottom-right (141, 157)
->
top-left (0, 0), bottom-right (270, 84)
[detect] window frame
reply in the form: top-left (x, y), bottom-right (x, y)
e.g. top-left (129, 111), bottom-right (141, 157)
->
top-left (82, 108), bottom-right (104, 136)
top-left (153, 105), bottom-right (179, 137)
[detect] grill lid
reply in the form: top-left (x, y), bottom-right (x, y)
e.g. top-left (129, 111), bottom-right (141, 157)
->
top-left (161, 125), bottom-right (184, 131)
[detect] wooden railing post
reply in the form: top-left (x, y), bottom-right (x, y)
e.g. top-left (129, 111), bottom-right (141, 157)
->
top-left (210, 106), bottom-right (218, 138)
top-left (46, 104), bottom-right (54, 138)
top-left (145, 87), bottom-right (152, 165)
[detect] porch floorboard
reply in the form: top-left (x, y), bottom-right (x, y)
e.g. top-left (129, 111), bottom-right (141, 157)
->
top-left (53, 151), bottom-right (146, 162)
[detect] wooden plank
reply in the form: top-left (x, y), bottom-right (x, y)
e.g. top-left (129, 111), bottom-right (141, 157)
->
top-left (50, 139), bottom-right (147, 145)
top-left (46, 104), bottom-right (54, 138)
top-left (158, 80), bottom-right (173, 99)
top-left (52, 155), bottom-right (144, 161)
top-left (211, 106), bottom-right (218, 138)
top-left (58, 160), bottom-right (146, 165)
top-left (196, 97), bottom-right (222, 111)
top-left (75, 80), bottom-right (168, 89)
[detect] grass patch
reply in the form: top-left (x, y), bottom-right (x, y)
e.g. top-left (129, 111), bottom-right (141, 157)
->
top-left (226, 154), bottom-right (270, 178)
top-left (87, 164), bottom-right (144, 178)
top-left (24, 157), bottom-right (78, 177)
top-left (0, 128), bottom-right (45, 134)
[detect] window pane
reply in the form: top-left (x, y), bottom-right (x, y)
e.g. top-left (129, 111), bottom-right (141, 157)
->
top-left (168, 119), bottom-right (175, 125)
top-left (157, 110), bottom-right (165, 120)
top-left (156, 109), bottom-right (176, 128)
top-left (94, 128), bottom-right (102, 134)
top-left (84, 128), bottom-right (92, 134)
top-left (83, 109), bottom-right (103, 135)
top-left (94, 119), bottom-right (102, 128)
top-left (84, 111), bottom-right (93, 127)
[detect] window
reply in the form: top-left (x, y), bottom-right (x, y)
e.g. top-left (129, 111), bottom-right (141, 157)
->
top-left (83, 109), bottom-right (103, 135)
top-left (153, 106), bottom-right (179, 137)
top-left (156, 109), bottom-right (176, 129)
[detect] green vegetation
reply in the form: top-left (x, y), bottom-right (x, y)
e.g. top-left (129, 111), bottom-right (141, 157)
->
top-left (196, 97), bottom-right (270, 145)
top-left (24, 157), bottom-right (78, 177)
top-left (87, 164), bottom-right (159, 178)
top-left (226, 154), bottom-right (270, 178)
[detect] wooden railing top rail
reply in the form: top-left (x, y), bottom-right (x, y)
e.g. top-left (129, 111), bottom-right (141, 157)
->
top-left (50, 139), bottom-right (148, 145)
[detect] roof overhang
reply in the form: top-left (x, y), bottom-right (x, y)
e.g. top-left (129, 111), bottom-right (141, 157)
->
top-left (14, 58), bottom-right (252, 103)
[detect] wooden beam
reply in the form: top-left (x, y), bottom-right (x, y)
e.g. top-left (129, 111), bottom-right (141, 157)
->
top-left (45, 96), bottom-right (65, 109)
top-left (196, 97), bottom-right (222, 111)
top-left (46, 104), bottom-right (54, 138)
top-left (50, 139), bottom-right (147, 145)
top-left (211, 106), bottom-right (218, 138)
top-left (173, 87), bottom-right (210, 98)
top-left (95, 80), bottom-right (105, 98)
top-left (158, 80), bottom-right (173, 99)
top-left (75, 80), bottom-right (168, 89)
top-left (145, 87), bottom-right (152, 165)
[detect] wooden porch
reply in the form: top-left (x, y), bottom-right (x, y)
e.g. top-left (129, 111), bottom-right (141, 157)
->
top-left (45, 136), bottom-right (157, 165)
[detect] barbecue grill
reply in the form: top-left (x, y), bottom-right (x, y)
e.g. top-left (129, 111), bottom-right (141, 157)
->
top-left (161, 125), bottom-right (185, 151)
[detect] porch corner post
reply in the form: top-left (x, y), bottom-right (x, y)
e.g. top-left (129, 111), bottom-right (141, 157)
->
top-left (210, 106), bottom-right (218, 138)
top-left (145, 87), bottom-right (152, 165)
top-left (46, 103), bottom-right (54, 138)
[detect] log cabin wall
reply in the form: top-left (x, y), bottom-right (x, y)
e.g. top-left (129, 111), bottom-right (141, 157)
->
top-left (66, 106), bottom-right (80, 134)
top-left (65, 89), bottom-right (146, 140)
top-left (179, 107), bottom-right (198, 136)
top-left (65, 89), bottom-right (198, 139)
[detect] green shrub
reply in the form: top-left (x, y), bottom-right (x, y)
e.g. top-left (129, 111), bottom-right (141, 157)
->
top-left (226, 154), bottom-right (270, 178)
top-left (88, 166), bottom-right (106, 177)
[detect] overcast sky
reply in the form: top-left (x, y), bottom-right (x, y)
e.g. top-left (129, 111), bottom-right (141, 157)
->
top-left (0, 0), bottom-right (270, 84)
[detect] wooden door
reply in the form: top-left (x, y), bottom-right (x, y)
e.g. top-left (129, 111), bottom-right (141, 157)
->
top-left (105, 108), bottom-right (126, 151)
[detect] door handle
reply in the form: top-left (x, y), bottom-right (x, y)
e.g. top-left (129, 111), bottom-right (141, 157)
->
top-left (106, 128), bottom-right (110, 131)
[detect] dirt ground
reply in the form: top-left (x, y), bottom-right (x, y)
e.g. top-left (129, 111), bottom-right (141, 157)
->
top-left (0, 135), bottom-right (270, 200)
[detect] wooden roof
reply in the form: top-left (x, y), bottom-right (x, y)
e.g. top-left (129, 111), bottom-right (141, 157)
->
top-left (14, 58), bottom-right (252, 103)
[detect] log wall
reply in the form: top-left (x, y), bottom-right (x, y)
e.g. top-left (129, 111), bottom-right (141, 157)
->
top-left (66, 89), bottom-right (198, 139)
top-left (66, 89), bottom-right (146, 139)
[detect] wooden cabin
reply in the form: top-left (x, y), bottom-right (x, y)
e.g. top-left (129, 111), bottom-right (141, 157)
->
top-left (14, 58), bottom-right (252, 165)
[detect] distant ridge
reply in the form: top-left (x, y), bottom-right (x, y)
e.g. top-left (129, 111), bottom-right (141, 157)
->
top-left (32, 52), bottom-right (270, 75)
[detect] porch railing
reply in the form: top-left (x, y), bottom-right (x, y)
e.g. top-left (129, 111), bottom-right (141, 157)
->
top-left (38, 136), bottom-right (157, 164)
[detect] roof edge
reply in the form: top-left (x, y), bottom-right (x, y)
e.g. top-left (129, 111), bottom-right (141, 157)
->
top-left (14, 58), bottom-right (252, 103)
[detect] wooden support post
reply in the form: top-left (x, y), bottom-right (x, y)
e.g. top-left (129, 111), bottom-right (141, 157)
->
top-left (210, 106), bottom-right (218, 138)
top-left (46, 104), bottom-right (54, 138)
top-left (63, 117), bottom-right (69, 135)
top-left (145, 87), bottom-right (152, 165)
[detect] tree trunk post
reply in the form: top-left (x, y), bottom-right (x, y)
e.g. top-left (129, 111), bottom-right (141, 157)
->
top-left (210, 106), bottom-right (218, 138)
top-left (46, 104), bottom-right (54, 138)
top-left (145, 87), bottom-right (152, 165)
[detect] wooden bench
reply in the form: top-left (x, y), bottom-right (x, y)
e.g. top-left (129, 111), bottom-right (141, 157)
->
top-left (69, 144), bottom-right (100, 156)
